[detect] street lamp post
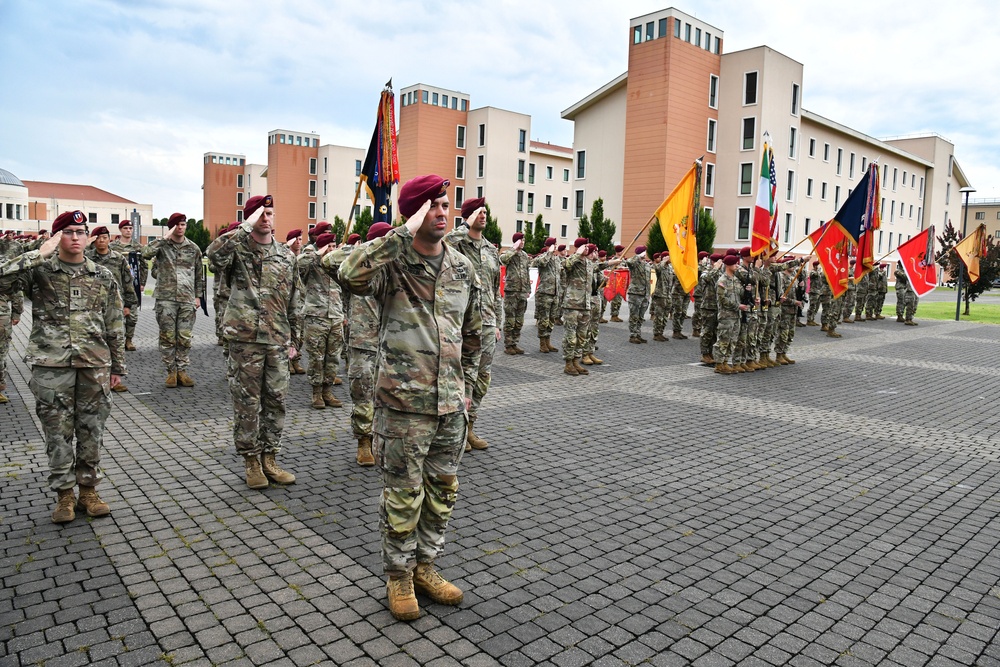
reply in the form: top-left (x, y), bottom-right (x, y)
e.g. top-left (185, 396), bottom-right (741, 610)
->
top-left (956, 186), bottom-right (976, 321)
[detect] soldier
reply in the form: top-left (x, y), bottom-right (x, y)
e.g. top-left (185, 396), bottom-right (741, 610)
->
top-left (806, 261), bottom-right (822, 325)
top-left (650, 253), bottom-right (672, 342)
top-left (206, 194), bottom-right (300, 490)
top-left (206, 221), bottom-right (240, 353)
top-left (842, 260), bottom-right (857, 322)
top-left (0, 211), bottom-right (126, 523)
top-left (500, 232), bottom-right (529, 354)
top-left (854, 271), bottom-right (871, 321)
top-left (669, 254), bottom-right (690, 340)
top-left (553, 243), bottom-right (567, 326)
top-left (582, 247), bottom-right (616, 366)
top-left (143, 212), bottom-right (204, 387)
top-left (298, 232), bottom-right (345, 410)
top-left (608, 244), bottom-right (626, 321)
top-left (325, 222), bottom-right (391, 467)
top-left (623, 245), bottom-right (651, 343)
top-left (339, 174), bottom-right (482, 622)
top-left (691, 251), bottom-right (709, 337)
top-left (713, 254), bottom-right (745, 374)
top-left (873, 263), bottom-right (889, 319)
top-left (109, 219), bottom-right (147, 351)
top-left (447, 197), bottom-right (503, 452)
top-left (561, 238), bottom-right (594, 375)
top-left (698, 253), bottom-right (723, 364)
top-left (732, 248), bottom-right (759, 372)
top-left (286, 229), bottom-right (307, 374)
top-left (85, 227), bottom-right (137, 392)
top-left (530, 237), bottom-right (561, 353)
top-left (774, 258), bottom-right (806, 364)
top-left (895, 265), bottom-right (919, 325)
top-left (0, 231), bottom-right (23, 404)
top-left (757, 253), bottom-right (781, 368)
top-left (822, 274), bottom-right (844, 338)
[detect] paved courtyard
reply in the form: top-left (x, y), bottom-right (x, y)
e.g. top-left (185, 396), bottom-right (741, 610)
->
top-left (2, 295), bottom-right (1000, 667)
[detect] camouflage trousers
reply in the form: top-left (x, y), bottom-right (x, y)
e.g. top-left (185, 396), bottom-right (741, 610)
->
top-left (628, 295), bottom-right (649, 337)
top-left (651, 296), bottom-right (670, 335)
top-left (561, 308), bottom-right (592, 361)
top-left (29, 366), bottom-right (111, 491)
top-left (534, 293), bottom-right (559, 339)
top-left (214, 292), bottom-right (229, 343)
top-left (734, 314), bottom-right (759, 363)
top-left (599, 293), bottom-right (608, 319)
top-left (304, 316), bottom-right (344, 387)
top-left (806, 294), bottom-right (821, 322)
top-left (155, 299), bottom-right (196, 372)
top-left (874, 292), bottom-right (887, 316)
top-left (855, 289), bottom-right (871, 318)
top-left (671, 292), bottom-right (687, 333)
top-left (774, 308), bottom-right (798, 354)
top-left (610, 293), bottom-right (623, 318)
top-left (503, 293), bottom-right (528, 347)
top-left (0, 312), bottom-right (11, 386)
top-left (555, 291), bottom-right (565, 322)
top-left (124, 308), bottom-right (139, 342)
top-left (291, 313), bottom-right (304, 359)
top-left (713, 314), bottom-right (740, 363)
top-left (700, 308), bottom-right (718, 356)
top-left (692, 295), bottom-right (703, 333)
top-left (843, 291), bottom-right (856, 319)
top-left (374, 407), bottom-right (466, 574)
top-left (348, 346), bottom-right (377, 438)
top-left (227, 342), bottom-right (289, 457)
top-left (470, 325), bottom-right (497, 421)
top-left (584, 298), bottom-right (602, 355)
top-left (896, 292), bottom-right (918, 320)
top-left (823, 297), bottom-right (843, 331)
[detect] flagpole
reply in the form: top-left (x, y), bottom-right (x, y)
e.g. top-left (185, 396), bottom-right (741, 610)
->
top-left (779, 223), bottom-right (837, 300)
top-left (620, 212), bottom-right (658, 256)
top-left (347, 176), bottom-right (366, 225)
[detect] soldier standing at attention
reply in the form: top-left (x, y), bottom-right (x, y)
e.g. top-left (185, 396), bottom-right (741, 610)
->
top-left (691, 251), bottom-right (710, 337)
top-left (286, 228), bottom-right (307, 375)
top-left (530, 236), bottom-right (561, 354)
top-left (895, 265), bottom-right (919, 325)
top-left (0, 211), bottom-right (126, 522)
top-left (854, 271), bottom-right (871, 321)
top-left (560, 238), bottom-right (594, 376)
top-left (447, 198), bottom-right (503, 453)
top-left (669, 254), bottom-right (690, 340)
top-left (624, 245), bottom-right (651, 344)
top-left (842, 260), bottom-right (857, 323)
top-left (608, 244), bottom-right (626, 321)
top-left (143, 213), bottom-right (203, 387)
top-left (298, 232), bottom-right (345, 410)
top-left (110, 219), bottom-right (146, 351)
top-left (85, 226), bottom-right (137, 392)
top-left (207, 194), bottom-right (300, 490)
top-left (698, 254), bottom-right (723, 364)
top-left (554, 244), bottom-right (568, 325)
top-left (0, 231), bottom-right (23, 404)
top-left (713, 254), bottom-right (745, 374)
top-left (774, 259), bottom-right (805, 365)
top-left (582, 246), bottom-right (615, 366)
top-left (340, 175), bottom-right (482, 622)
top-left (873, 263), bottom-right (889, 319)
top-left (650, 252), bottom-right (671, 342)
top-left (500, 232), bottom-right (529, 355)
top-left (806, 261), bottom-right (822, 326)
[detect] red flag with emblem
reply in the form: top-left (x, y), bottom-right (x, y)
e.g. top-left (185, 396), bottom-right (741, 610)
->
top-left (809, 223), bottom-right (850, 299)
top-left (896, 226), bottom-right (938, 297)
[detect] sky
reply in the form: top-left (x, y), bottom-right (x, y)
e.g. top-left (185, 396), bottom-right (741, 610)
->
top-left (2, 0), bottom-right (999, 220)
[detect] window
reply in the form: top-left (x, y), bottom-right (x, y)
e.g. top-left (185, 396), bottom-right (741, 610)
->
top-left (902, 170), bottom-right (907, 186)
top-left (900, 202), bottom-right (905, 218)
top-left (457, 125), bottom-right (466, 148)
top-left (737, 208), bottom-right (751, 240)
top-left (527, 193), bottom-right (534, 214)
top-left (786, 171), bottom-right (795, 201)
top-left (705, 163), bottom-right (715, 197)
top-left (849, 153), bottom-right (856, 179)
top-left (575, 190), bottom-right (585, 218)
top-left (477, 155), bottom-right (485, 178)
top-left (685, 23), bottom-right (691, 41)
top-left (633, 25), bottom-right (642, 44)
top-left (518, 129), bottom-right (527, 152)
top-left (561, 224), bottom-right (568, 237)
top-left (744, 71), bottom-right (758, 105)
top-left (821, 182), bottom-right (828, 200)
top-left (237, 174), bottom-right (244, 188)
top-left (322, 180), bottom-right (327, 196)
top-left (709, 74), bottom-right (719, 108)
top-left (878, 230), bottom-right (883, 252)
top-left (478, 124), bottom-right (486, 146)
top-left (912, 174), bottom-right (916, 188)
top-left (909, 205), bottom-right (914, 219)
top-left (562, 197), bottom-right (569, 210)
top-left (516, 220), bottom-right (523, 233)
top-left (455, 186), bottom-right (464, 205)
top-left (516, 190), bottom-right (524, 212)
top-left (704, 32), bottom-right (711, 50)
top-left (545, 194), bottom-right (552, 208)
top-left (309, 157), bottom-right (317, 175)
top-left (740, 163), bottom-right (753, 195)
top-left (563, 169), bottom-right (570, 182)
top-left (742, 118), bottom-right (755, 150)
top-left (946, 183), bottom-right (950, 205)
top-left (823, 144), bottom-right (830, 161)
top-left (674, 17), bottom-right (681, 38)
top-left (713, 36), bottom-right (721, 54)
top-left (322, 202), bottom-right (327, 218)
top-left (694, 27), bottom-right (701, 46)
top-left (647, 21), bottom-right (655, 41)
top-left (308, 202), bottom-right (316, 219)
top-left (707, 119), bottom-right (717, 152)
top-left (456, 156), bottom-right (465, 179)
top-left (861, 156), bottom-right (867, 172)
top-left (791, 83), bottom-right (800, 115)
top-left (805, 218), bottom-right (812, 234)
top-left (883, 164), bottom-right (889, 186)
top-left (528, 163), bottom-right (535, 184)
top-left (576, 151), bottom-right (586, 179)
top-left (888, 232), bottom-right (893, 249)
top-left (788, 127), bottom-right (797, 158)
top-left (893, 168), bottom-right (898, 190)
top-left (836, 149), bottom-right (843, 175)
top-left (309, 180), bottom-right (316, 197)
top-left (237, 210), bottom-right (243, 222)
top-left (477, 186), bottom-right (483, 198)
top-left (546, 166), bottom-right (553, 180)
top-left (461, 99), bottom-right (467, 111)
top-left (806, 178), bottom-right (814, 197)
top-left (442, 94), bottom-right (448, 108)
top-left (355, 160), bottom-right (362, 177)
top-left (919, 177), bottom-right (924, 197)
top-left (784, 213), bottom-right (793, 243)
top-left (809, 138), bottom-right (816, 158)
top-left (834, 186), bottom-right (841, 209)
top-left (517, 160), bottom-right (525, 182)
top-left (432, 92), bottom-right (439, 105)
top-left (658, 18), bottom-right (667, 37)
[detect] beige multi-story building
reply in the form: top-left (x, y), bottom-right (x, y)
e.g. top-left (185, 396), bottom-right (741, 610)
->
top-left (967, 198), bottom-right (1000, 240)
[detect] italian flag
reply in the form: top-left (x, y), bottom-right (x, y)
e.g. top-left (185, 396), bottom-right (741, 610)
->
top-left (751, 142), bottom-right (777, 257)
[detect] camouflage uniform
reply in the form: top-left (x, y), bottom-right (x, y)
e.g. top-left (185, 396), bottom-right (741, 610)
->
top-left (555, 256), bottom-right (567, 323)
top-left (854, 272), bottom-right (871, 320)
top-left (670, 269), bottom-right (689, 336)
top-left (821, 277), bottom-right (844, 334)
top-left (623, 255), bottom-right (651, 339)
top-left (713, 270), bottom-right (742, 365)
top-left (446, 228), bottom-right (502, 422)
top-left (874, 268), bottom-right (888, 317)
top-left (205, 232), bottom-right (235, 349)
top-left (806, 267), bottom-right (823, 324)
top-left (584, 260), bottom-right (609, 356)
top-left (0, 239), bottom-right (24, 392)
top-left (698, 264), bottom-right (720, 359)
top-left (842, 275), bottom-right (857, 321)
top-left (691, 262), bottom-right (705, 335)
top-left (609, 293), bottom-right (623, 319)
top-left (0, 250), bottom-right (126, 491)
top-left (530, 251), bottom-right (561, 344)
top-left (298, 248), bottom-right (344, 389)
top-left (560, 252), bottom-right (592, 362)
top-left (206, 225), bottom-right (300, 458)
top-left (499, 246), bottom-right (529, 350)
top-left (85, 247), bottom-right (138, 314)
top-left (895, 268), bottom-right (918, 322)
top-left (339, 225), bottom-right (482, 575)
top-left (143, 237), bottom-right (204, 373)
top-left (733, 264), bottom-right (758, 366)
top-left (651, 261), bottom-right (672, 337)
top-left (774, 264), bottom-right (804, 358)
top-left (109, 237), bottom-right (147, 343)
top-left (758, 263), bottom-right (781, 359)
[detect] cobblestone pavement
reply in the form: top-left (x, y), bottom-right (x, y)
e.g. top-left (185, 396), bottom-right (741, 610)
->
top-left (2, 294), bottom-right (1000, 667)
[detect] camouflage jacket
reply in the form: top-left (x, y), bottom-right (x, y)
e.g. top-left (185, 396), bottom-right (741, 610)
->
top-left (205, 231), bottom-right (235, 300)
top-left (623, 255), bottom-right (651, 297)
top-left (561, 253), bottom-right (592, 311)
top-left (698, 267), bottom-right (721, 312)
top-left (856, 272), bottom-right (871, 292)
top-left (808, 269), bottom-right (823, 296)
top-left (446, 228), bottom-right (503, 327)
top-left (110, 238), bottom-right (149, 285)
top-left (339, 225), bottom-right (483, 416)
top-left (0, 250), bottom-right (126, 374)
top-left (142, 237), bottom-right (204, 302)
top-left (206, 225), bottom-right (301, 347)
top-left (298, 247), bottom-right (344, 320)
top-left (0, 237), bottom-right (24, 317)
top-left (716, 271), bottom-right (742, 317)
top-left (875, 270), bottom-right (889, 294)
top-left (324, 245), bottom-right (381, 351)
top-left (499, 247), bottom-right (530, 295)
top-left (529, 251), bottom-right (561, 296)
top-left (85, 247), bottom-right (138, 310)
top-left (894, 267), bottom-right (912, 294)
top-left (693, 263), bottom-right (706, 300)
top-left (652, 263), bottom-right (672, 298)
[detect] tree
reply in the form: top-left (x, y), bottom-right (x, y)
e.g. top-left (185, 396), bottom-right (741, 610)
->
top-left (696, 208), bottom-right (717, 253)
top-left (935, 221), bottom-right (961, 286)
top-left (588, 198), bottom-right (617, 253)
top-left (184, 218), bottom-right (210, 252)
top-left (646, 221), bottom-right (666, 256)
top-left (330, 215), bottom-right (347, 244)
top-left (525, 214), bottom-right (547, 255)
top-left (577, 213), bottom-right (591, 242)
top-left (483, 204), bottom-right (502, 246)
top-left (350, 207), bottom-right (373, 242)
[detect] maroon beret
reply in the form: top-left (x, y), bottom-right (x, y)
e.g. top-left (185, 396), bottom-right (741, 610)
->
top-left (309, 221), bottom-right (331, 237)
top-left (226, 221), bottom-right (241, 233)
top-left (118, 219), bottom-right (132, 228)
top-left (723, 255), bottom-right (740, 266)
top-left (398, 175), bottom-right (449, 218)
top-left (812, 260), bottom-right (820, 266)
top-left (739, 246), bottom-right (751, 257)
top-left (316, 233), bottom-right (335, 249)
top-left (587, 243), bottom-right (598, 253)
top-left (543, 237), bottom-right (556, 247)
top-left (710, 253), bottom-right (722, 261)
top-left (243, 194), bottom-right (273, 219)
top-left (557, 244), bottom-right (566, 251)
top-left (91, 226), bottom-right (110, 237)
top-left (512, 232), bottom-right (524, 242)
top-left (598, 250), bottom-right (607, 258)
top-left (634, 245), bottom-right (646, 255)
top-left (460, 197), bottom-right (486, 219)
top-left (653, 252), bottom-right (661, 260)
top-left (366, 222), bottom-right (393, 241)
top-left (346, 233), bottom-right (361, 245)
top-left (698, 251), bottom-right (709, 259)
top-left (574, 237), bottom-right (588, 248)
top-left (614, 245), bottom-right (624, 253)
top-left (725, 248), bottom-right (739, 255)
top-left (167, 212), bottom-right (186, 229)
top-left (285, 229), bottom-right (302, 242)
top-left (52, 210), bottom-right (87, 233)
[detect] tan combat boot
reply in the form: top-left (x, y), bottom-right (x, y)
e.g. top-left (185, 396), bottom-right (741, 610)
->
top-left (820, 324), bottom-right (829, 332)
top-left (700, 354), bottom-right (715, 365)
top-left (775, 354), bottom-right (789, 365)
top-left (504, 346), bottom-right (518, 355)
top-left (653, 333), bottom-right (669, 341)
top-left (672, 332), bottom-right (688, 340)
top-left (244, 455), bottom-right (268, 489)
top-left (77, 485), bottom-right (111, 517)
top-left (291, 358), bottom-right (306, 375)
top-left (311, 386), bottom-right (325, 409)
top-left (467, 420), bottom-right (489, 450)
top-left (112, 383), bottom-right (128, 393)
top-left (714, 362), bottom-right (732, 375)
top-left (165, 371), bottom-right (177, 388)
top-left (177, 371), bottom-right (195, 387)
top-left (827, 330), bottom-right (842, 338)
top-left (806, 320), bottom-right (818, 326)
top-left (414, 562), bottom-right (464, 606)
top-left (563, 360), bottom-right (579, 376)
top-left (783, 354), bottom-right (796, 364)
top-left (546, 337), bottom-right (558, 352)
top-left (125, 338), bottom-right (137, 351)
top-left (356, 436), bottom-right (375, 466)
top-left (539, 338), bottom-right (548, 353)
top-left (610, 315), bottom-right (623, 322)
top-left (322, 385), bottom-right (342, 407)
top-left (587, 353), bottom-right (603, 365)
top-left (387, 572), bottom-right (421, 621)
top-left (262, 453), bottom-right (295, 484)
top-left (573, 358), bottom-right (589, 375)
top-left (52, 488), bottom-right (76, 524)
top-left (580, 354), bottom-right (594, 365)
top-left (512, 345), bottom-right (525, 355)
top-left (0, 390), bottom-right (8, 404)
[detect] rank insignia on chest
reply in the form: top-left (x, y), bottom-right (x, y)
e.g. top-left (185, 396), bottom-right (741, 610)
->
top-left (71, 287), bottom-right (82, 299)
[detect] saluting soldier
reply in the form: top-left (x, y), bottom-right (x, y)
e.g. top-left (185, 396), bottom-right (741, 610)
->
top-left (500, 232), bottom-right (530, 355)
top-left (298, 232), bottom-right (345, 410)
top-left (691, 251), bottom-right (710, 337)
top-left (530, 236), bottom-right (561, 354)
top-left (650, 252), bottom-right (672, 342)
top-left (0, 233), bottom-right (23, 404)
top-left (623, 245), bottom-right (651, 343)
top-left (713, 254), bottom-right (745, 374)
top-left (608, 244), bottom-right (626, 321)
top-left (698, 253), bottom-right (723, 364)
top-left (109, 219), bottom-right (147, 351)
top-left (561, 238), bottom-right (595, 375)
top-left (85, 226), bottom-right (137, 392)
